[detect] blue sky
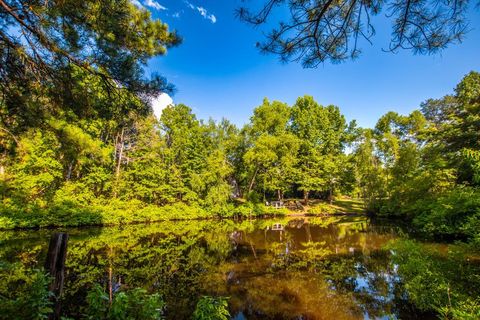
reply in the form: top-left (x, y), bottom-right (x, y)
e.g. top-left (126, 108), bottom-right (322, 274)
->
top-left (141, 0), bottom-right (480, 128)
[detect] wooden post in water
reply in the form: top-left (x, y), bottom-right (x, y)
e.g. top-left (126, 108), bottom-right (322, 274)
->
top-left (45, 233), bottom-right (69, 320)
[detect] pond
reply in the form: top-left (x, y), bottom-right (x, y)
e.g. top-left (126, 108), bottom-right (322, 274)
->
top-left (0, 216), bottom-right (446, 319)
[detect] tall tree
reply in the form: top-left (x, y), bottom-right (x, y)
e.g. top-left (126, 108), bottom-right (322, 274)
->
top-left (290, 96), bottom-right (350, 203)
top-left (421, 71), bottom-right (480, 185)
top-left (353, 128), bottom-right (386, 211)
top-left (243, 99), bottom-right (299, 200)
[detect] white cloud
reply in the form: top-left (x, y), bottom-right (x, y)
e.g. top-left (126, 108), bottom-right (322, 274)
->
top-left (185, 1), bottom-right (217, 24)
top-left (197, 6), bottom-right (207, 17)
top-left (208, 14), bottom-right (217, 23)
top-left (130, 0), bottom-right (143, 8)
top-left (172, 12), bottom-right (181, 18)
top-left (151, 93), bottom-right (173, 119)
top-left (145, 0), bottom-right (167, 10)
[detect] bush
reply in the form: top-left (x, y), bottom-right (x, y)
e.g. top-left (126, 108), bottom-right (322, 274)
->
top-left (192, 296), bottom-right (230, 320)
top-left (85, 284), bottom-right (164, 320)
top-left (412, 186), bottom-right (480, 240)
top-left (307, 203), bottom-right (335, 215)
top-left (388, 240), bottom-right (480, 319)
top-left (0, 263), bottom-right (52, 320)
top-left (0, 195), bottom-right (294, 230)
top-left (254, 204), bottom-right (288, 216)
top-left (0, 200), bottom-right (209, 229)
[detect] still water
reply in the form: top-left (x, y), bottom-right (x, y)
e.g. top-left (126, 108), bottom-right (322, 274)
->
top-left (0, 216), bottom-right (437, 319)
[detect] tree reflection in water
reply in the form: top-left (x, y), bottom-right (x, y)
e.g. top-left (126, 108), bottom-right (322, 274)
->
top-left (0, 217), bottom-right (461, 319)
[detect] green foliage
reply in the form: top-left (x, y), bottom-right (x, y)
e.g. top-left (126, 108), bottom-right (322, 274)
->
top-left (290, 96), bottom-right (352, 202)
top-left (463, 148), bottom-right (480, 184)
top-left (193, 296), bottom-right (230, 320)
top-left (240, 95), bottom-right (354, 203)
top-left (224, 203), bottom-right (287, 219)
top-left (8, 129), bottom-right (63, 204)
top-left (307, 203), bottom-right (335, 215)
top-left (1, 0), bottom-right (180, 134)
top-left (2, 217), bottom-right (479, 319)
top-left (1, 51), bottom-right (479, 258)
top-left (85, 284), bottom-right (164, 320)
top-left (412, 187), bottom-right (480, 239)
top-left (0, 199), bottom-right (213, 229)
top-left (388, 240), bottom-right (480, 319)
top-left (243, 98), bottom-right (299, 200)
top-left (0, 263), bottom-right (52, 320)
top-left (348, 71), bottom-right (480, 244)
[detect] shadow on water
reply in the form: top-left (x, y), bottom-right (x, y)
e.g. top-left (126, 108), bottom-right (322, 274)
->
top-left (0, 217), bottom-right (440, 319)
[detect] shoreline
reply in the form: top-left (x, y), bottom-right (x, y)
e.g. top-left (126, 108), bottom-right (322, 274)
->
top-left (0, 210), bottom-right (367, 232)
top-left (0, 198), bottom-right (367, 231)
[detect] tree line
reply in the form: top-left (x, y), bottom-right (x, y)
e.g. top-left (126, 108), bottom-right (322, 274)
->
top-left (1, 0), bottom-right (479, 243)
top-left (1, 70), bottom-right (479, 242)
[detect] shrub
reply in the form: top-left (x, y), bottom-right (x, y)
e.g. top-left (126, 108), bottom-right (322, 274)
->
top-left (412, 186), bottom-right (480, 240)
top-left (85, 284), bottom-right (164, 320)
top-left (192, 296), bottom-right (230, 320)
top-left (388, 240), bottom-right (480, 319)
top-left (307, 203), bottom-right (335, 215)
top-left (0, 263), bottom-right (52, 320)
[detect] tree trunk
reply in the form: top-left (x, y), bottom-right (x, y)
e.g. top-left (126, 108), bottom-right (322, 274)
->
top-left (66, 160), bottom-right (74, 180)
top-left (108, 246), bottom-right (113, 303)
top-left (303, 190), bottom-right (309, 205)
top-left (305, 223), bottom-right (312, 242)
top-left (248, 167), bottom-right (259, 193)
top-left (115, 127), bottom-right (125, 178)
top-left (113, 127), bottom-right (125, 198)
top-left (45, 233), bottom-right (69, 320)
top-left (0, 150), bottom-right (6, 177)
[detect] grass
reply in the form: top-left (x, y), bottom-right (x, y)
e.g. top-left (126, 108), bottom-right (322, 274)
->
top-left (330, 197), bottom-right (365, 214)
top-left (284, 197), bottom-right (365, 216)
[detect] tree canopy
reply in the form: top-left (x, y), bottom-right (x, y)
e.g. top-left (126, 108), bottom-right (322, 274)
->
top-left (0, 0), bottom-right (180, 91)
top-left (1, 0), bottom-right (180, 139)
top-left (237, 0), bottom-right (476, 65)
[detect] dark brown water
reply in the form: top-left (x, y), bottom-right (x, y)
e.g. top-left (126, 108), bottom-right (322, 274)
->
top-left (0, 216), bottom-right (437, 319)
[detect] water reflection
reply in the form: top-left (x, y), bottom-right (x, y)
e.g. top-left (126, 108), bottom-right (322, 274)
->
top-left (0, 217), bottom-right (434, 319)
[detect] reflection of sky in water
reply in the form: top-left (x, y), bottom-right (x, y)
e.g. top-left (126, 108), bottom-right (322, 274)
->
top-left (232, 312), bottom-right (246, 320)
top-left (0, 217), bottom-right (434, 320)
top-left (205, 218), bottom-right (419, 319)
